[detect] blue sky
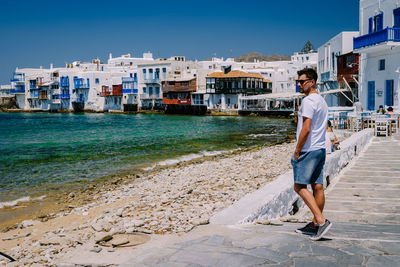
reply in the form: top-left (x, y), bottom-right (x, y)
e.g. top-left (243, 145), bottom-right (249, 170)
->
top-left (0, 0), bottom-right (359, 84)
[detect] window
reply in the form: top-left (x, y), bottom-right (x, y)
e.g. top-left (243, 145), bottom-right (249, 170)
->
top-left (367, 81), bottom-right (375, 110)
top-left (379, 59), bottom-right (385, 71)
top-left (95, 78), bottom-right (99, 84)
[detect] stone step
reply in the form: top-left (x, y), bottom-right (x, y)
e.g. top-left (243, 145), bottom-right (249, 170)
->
top-left (324, 210), bottom-right (400, 225)
top-left (342, 170), bottom-right (400, 177)
top-left (324, 201), bottom-right (400, 214)
top-left (339, 176), bottom-right (400, 183)
top-left (328, 188), bottom-right (399, 198)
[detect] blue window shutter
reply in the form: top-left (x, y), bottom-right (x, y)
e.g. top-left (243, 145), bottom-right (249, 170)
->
top-left (394, 8), bottom-right (400, 28)
top-left (368, 81), bottom-right (375, 110)
top-left (369, 17), bottom-right (373, 33)
top-left (385, 80), bottom-right (394, 106)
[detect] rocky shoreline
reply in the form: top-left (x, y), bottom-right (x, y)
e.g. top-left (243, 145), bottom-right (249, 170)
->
top-left (0, 141), bottom-right (296, 266)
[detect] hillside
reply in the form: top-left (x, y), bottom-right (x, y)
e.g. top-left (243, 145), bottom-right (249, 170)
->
top-left (235, 52), bottom-right (291, 62)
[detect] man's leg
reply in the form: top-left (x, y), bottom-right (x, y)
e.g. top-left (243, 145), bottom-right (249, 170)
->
top-left (311, 183), bottom-right (325, 224)
top-left (294, 183), bottom-right (325, 225)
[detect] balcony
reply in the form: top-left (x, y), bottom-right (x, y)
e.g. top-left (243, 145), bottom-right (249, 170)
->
top-left (10, 73), bottom-right (25, 83)
top-left (74, 78), bottom-right (89, 89)
top-left (144, 77), bottom-right (160, 84)
top-left (320, 72), bottom-right (331, 82)
top-left (140, 94), bottom-right (161, 100)
top-left (60, 94), bottom-right (70, 99)
top-left (354, 27), bottom-right (400, 51)
top-left (50, 98), bottom-right (61, 104)
top-left (28, 91), bottom-right (39, 99)
top-left (122, 77), bottom-right (138, 83)
top-left (60, 77), bottom-right (70, 87)
top-left (72, 97), bottom-right (85, 103)
top-left (122, 89), bottom-right (138, 94)
top-left (11, 85), bottom-right (25, 94)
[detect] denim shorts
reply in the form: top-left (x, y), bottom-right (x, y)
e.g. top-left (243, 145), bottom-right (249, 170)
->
top-left (291, 148), bottom-right (326, 185)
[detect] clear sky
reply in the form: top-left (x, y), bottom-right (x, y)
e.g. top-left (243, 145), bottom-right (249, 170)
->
top-left (0, 0), bottom-right (359, 84)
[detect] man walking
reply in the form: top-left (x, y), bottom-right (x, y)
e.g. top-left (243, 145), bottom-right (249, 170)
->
top-left (292, 68), bottom-right (331, 241)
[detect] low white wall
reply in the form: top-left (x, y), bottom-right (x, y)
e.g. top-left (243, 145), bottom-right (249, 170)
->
top-left (210, 128), bottom-right (374, 225)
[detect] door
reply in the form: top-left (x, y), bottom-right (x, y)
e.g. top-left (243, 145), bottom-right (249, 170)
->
top-left (385, 80), bottom-right (394, 106)
top-left (394, 8), bottom-right (400, 28)
top-left (367, 81), bottom-right (375, 110)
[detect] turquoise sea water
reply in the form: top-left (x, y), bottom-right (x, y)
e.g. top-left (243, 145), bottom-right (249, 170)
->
top-left (0, 113), bottom-right (295, 204)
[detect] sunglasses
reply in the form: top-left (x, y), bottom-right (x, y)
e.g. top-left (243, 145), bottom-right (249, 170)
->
top-left (296, 79), bottom-right (311, 85)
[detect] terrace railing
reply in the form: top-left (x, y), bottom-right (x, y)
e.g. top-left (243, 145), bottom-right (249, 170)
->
top-left (354, 27), bottom-right (400, 50)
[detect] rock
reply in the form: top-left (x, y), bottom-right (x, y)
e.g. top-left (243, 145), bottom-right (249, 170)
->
top-left (256, 220), bottom-right (270, 225)
top-left (116, 208), bottom-right (124, 217)
top-left (90, 246), bottom-right (102, 253)
top-left (199, 218), bottom-right (209, 225)
top-left (269, 219), bottom-right (284, 226)
top-left (107, 247), bottom-right (115, 252)
top-left (131, 220), bottom-right (145, 227)
top-left (94, 232), bottom-right (113, 243)
top-left (39, 237), bottom-right (61, 246)
top-left (111, 237), bottom-right (129, 247)
top-left (19, 220), bottom-right (41, 229)
top-left (68, 192), bottom-right (75, 198)
top-left (91, 223), bottom-right (103, 232)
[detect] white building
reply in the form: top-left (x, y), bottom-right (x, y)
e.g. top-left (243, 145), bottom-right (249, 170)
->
top-left (317, 31), bottom-right (359, 106)
top-left (355, 0), bottom-right (400, 111)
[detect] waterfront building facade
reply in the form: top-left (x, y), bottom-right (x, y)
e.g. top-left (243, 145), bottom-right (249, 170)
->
top-left (355, 0), bottom-right (400, 110)
top-left (317, 31), bottom-right (359, 107)
top-left (205, 69), bottom-right (272, 110)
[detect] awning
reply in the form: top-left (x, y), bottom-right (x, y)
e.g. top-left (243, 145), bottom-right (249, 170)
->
top-left (239, 92), bottom-right (303, 101)
top-left (319, 88), bottom-right (350, 95)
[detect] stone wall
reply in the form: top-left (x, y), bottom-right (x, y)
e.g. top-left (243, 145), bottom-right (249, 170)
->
top-left (210, 128), bottom-right (374, 225)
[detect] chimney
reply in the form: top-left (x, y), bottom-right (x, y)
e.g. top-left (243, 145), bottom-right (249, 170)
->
top-left (50, 63), bottom-right (53, 69)
top-left (109, 53), bottom-right (112, 60)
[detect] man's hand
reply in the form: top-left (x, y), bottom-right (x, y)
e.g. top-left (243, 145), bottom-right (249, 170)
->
top-left (294, 151), bottom-right (300, 161)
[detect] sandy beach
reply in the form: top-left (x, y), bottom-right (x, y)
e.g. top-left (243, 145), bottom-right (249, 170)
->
top-left (0, 141), bottom-right (296, 265)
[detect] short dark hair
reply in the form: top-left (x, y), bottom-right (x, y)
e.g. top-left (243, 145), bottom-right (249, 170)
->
top-left (388, 106), bottom-right (393, 111)
top-left (297, 68), bottom-right (318, 82)
top-left (327, 120), bottom-right (332, 127)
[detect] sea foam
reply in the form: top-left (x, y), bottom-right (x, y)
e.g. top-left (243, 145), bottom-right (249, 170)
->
top-left (0, 195), bottom-right (46, 209)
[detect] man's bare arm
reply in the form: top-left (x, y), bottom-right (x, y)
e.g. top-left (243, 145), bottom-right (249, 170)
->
top-left (294, 116), bottom-right (312, 160)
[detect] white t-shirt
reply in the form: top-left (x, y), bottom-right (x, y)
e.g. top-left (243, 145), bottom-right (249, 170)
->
top-left (297, 93), bottom-right (328, 152)
top-left (325, 131), bottom-right (335, 154)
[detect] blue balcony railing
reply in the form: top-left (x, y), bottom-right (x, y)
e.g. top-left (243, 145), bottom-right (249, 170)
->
top-left (60, 94), bottom-right (71, 99)
top-left (320, 72), bottom-right (330, 82)
top-left (74, 78), bottom-right (89, 89)
top-left (60, 76), bottom-right (70, 87)
top-left (144, 77), bottom-right (160, 84)
top-left (72, 97), bottom-right (84, 103)
top-left (11, 85), bottom-right (25, 94)
top-left (354, 27), bottom-right (400, 50)
top-left (122, 77), bottom-right (138, 83)
top-left (10, 72), bottom-right (25, 83)
top-left (122, 89), bottom-right (138, 94)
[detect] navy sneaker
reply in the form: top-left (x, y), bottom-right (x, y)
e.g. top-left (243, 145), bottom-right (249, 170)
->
top-left (310, 219), bottom-right (332, 241)
top-left (295, 222), bottom-right (317, 235)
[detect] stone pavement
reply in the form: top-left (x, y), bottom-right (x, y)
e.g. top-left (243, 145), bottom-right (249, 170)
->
top-left (60, 134), bottom-right (400, 266)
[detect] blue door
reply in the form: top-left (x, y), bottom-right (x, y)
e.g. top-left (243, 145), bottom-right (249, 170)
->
top-left (385, 80), bottom-right (394, 106)
top-left (367, 81), bottom-right (375, 110)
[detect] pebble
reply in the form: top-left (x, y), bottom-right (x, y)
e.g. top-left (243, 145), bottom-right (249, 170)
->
top-left (4, 142), bottom-right (296, 265)
top-left (90, 246), bottom-right (102, 253)
top-left (94, 232), bottom-right (113, 243)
